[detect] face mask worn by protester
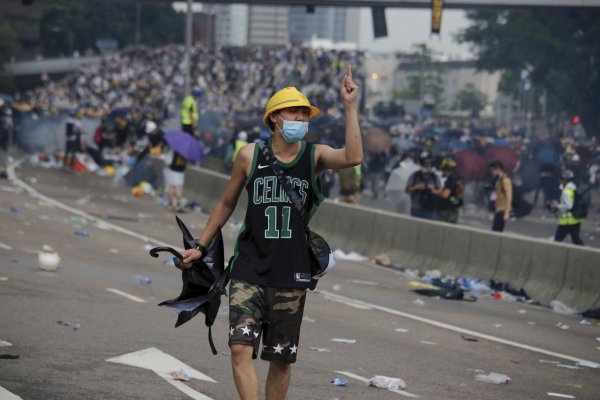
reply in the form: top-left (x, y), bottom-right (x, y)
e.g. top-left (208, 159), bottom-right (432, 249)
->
top-left (277, 115), bottom-right (309, 143)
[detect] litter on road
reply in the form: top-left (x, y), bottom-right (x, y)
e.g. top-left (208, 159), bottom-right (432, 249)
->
top-left (331, 377), bottom-right (348, 386)
top-left (367, 375), bottom-right (406, 390)
top-left (56, 320), bottom-right (80, 330)
top-left (475, 372), bottom-right (511, 384)
top-left (0, 340), bottom-right (12, 347)
top-left (420, 340), bottom-right (437, 345)
top-left (309, 347), bottom-right (330, 352)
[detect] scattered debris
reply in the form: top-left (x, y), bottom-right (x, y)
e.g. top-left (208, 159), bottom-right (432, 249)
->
top-left (555, 322), bottom-right (570, 330)
top-left (56, 320), bottom-right (80, 330)
top-left (367, 375), bottom-right (406, 390)
top-left (550, 300), bottom-right (578, 316)
top-left (74, 230), bottom-right (91, 237)
top-left (38, 245), bottom-right (60, 271)
top-left (556, 364), bottom-right (580, 370)
top-left (493, 324), bottom-right (503, 328)
top-left (576, 360), bottom-right (599, 369)
top-left (332, 249), bottom-right (367, 262)
top-left (461, 334), bottom-right (479, 342)
top-left (412, 298), bottom-right (426, 306)
top-left (539, 359), bottom-right (561, 365)
top-left (331, 377), bottom-right (348, 386)
top-left (0, 276), bottom-right (8, 282)
top-left (0, 354), bottom-right (19, 359)
top-left (475, 372), bottom-right (511, 384)
top-left (0, 340), bottom-right (12, 347)
top-left (420, 340), bottom-right (437, 345)
top-left (302, 316), bottom-right (316, 323)
top-left (309, 347), bottom-right (330, 353)
top-left (134, 275), bottom-right (152, 285)
top-left (518, 309), bottom-right (527, 314)
top-left (395, 328), bottom-right (409, 333)
top-left (170, 368), bottom-right (191, 382)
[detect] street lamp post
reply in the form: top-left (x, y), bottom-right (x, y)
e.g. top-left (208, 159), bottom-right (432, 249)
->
top-left (183, 0), bottom-right (194, 97)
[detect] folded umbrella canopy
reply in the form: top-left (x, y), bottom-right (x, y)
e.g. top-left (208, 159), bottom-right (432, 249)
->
top-left (149, 216), bottom-right (228, 354)
top-left (164, 130), bottom-right (204, 163)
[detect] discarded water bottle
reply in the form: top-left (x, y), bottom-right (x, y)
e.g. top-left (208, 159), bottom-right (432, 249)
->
top-left (134, 275), bottom-right (152, 285)
top-left (74, 230), bottom-right (91, 237)
top-left (331, 377), bottom-right (347, 386)
top-left (475, 372), bottom-right (511, 384)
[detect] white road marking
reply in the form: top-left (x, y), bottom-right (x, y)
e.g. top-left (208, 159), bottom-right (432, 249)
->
top-left (320, 290), bottom-right (600, 366)
top-left (0, 242), bottom-right (13, 251)
top-left (334, 371), bottom-right (419, 398)
top-left (106, 347), bottom-right (216, 400)
top-left (8, 161), bottom-right (176, 249)
top-left (547, 393), bottom-right (575, 399)
top-left (0, 386), bottom-right (24, 400)
top-left (106, 288), bottom-right (147, 303)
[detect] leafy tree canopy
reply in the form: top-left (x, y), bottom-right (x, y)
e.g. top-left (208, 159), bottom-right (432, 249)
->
top-left (457, 9), bottom-right (600, 135)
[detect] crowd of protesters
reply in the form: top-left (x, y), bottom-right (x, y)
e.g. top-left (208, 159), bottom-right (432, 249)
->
top-left (1, 43), bottom-right (598, 236)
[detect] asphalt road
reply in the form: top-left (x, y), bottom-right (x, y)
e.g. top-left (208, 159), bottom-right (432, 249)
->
top-left (1, 161), bottom-right (599, 400)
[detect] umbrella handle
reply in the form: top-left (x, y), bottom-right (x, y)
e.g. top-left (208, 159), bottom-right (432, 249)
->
top-left (149, 246), bottom-right (184, 260)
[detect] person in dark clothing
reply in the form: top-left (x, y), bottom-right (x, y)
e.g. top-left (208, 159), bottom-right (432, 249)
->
top-left (64, 110), bottom-right (84, 168)
top-left (432, 159), bottom-right (463, 223)
top-left (405, 151), bottom-right (441, 220)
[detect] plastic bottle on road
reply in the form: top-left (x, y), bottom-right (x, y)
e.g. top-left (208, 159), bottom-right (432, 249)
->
top-left (134, 275), bottom-right (152, 285)
top-left (475, 372), bottom-right (511, 384)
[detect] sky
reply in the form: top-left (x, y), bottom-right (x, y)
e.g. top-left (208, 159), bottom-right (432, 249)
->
top-left (357, 8), bottom-right (474, 59)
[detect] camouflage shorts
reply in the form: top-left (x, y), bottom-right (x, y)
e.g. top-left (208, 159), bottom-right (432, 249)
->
top-left (228, 279), bottom-right (307, 364)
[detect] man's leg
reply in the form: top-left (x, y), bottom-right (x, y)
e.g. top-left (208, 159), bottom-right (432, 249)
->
top-left (569, 223), bottom-right (584, 246)
top-left (266, 361), bottom-right (291, 400)
top-left (231, 344), bottom-right (259, 400)
top-left (492, 211), bottom-right (505, 232)
top-left (554, 225), bottom-right (568, 242)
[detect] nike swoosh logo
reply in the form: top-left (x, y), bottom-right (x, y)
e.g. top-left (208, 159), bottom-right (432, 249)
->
top-left (258, 164), bottom-right (270, 169)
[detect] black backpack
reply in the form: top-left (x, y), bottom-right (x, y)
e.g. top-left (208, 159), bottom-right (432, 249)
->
top-left (572, 184), bottom-right (591, 219)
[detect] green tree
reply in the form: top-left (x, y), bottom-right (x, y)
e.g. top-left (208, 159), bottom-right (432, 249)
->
top-left (453, 83), bottom-right (487, 115)
top-left (396, 43), bottom-right (447, 109)
top-left (457, 9), bottom-right (600, 135)
top-left (0, 17), bottom-right (20, 91)
top-left (39, 0), bottom-right (184, 56)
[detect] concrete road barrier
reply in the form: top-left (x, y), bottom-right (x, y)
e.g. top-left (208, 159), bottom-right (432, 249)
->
top-left (179, 165), bottom-right (600, 311)
top-left (492, 235), bottom-right (533, 291)
top-left (555, 248), bottom-right (600, 312)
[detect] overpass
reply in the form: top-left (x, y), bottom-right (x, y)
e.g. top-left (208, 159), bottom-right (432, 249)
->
top-left (164, 0), bottom-right (600, 8)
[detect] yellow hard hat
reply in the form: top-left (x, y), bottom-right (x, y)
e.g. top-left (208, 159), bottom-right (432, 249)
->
top-left (441, 158), bottom-right (457, 170)
top-left (262, 87), bottom-right (320, 127)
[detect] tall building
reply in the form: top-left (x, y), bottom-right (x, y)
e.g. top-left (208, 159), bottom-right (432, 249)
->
top-left (247, 5), bottom-right (289, 46)
top-left (209, 4), bottom-right (249, 47)
top-left (288, 7), bottom-right (360, 45)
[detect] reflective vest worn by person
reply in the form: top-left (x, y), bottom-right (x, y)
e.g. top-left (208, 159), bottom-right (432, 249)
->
top-left (558, 182), bottom-right (582, 226)
top-left (180, 95), bottom-right (198, 126)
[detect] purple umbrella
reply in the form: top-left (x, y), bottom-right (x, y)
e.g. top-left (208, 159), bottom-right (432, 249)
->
top-left (164, 130), bottom-right (204, 162)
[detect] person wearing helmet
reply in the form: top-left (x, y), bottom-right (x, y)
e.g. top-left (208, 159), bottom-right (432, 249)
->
top-left (548, 170), bottom-right (584, 245)
top-left (180, 88), bottom-right (202, 136)
top-left (178, 65), bottom-right (362, 400)
top-left (431, 158), bottom-right (463, 223)
top-left (405, 151), bottom-right (441, 220)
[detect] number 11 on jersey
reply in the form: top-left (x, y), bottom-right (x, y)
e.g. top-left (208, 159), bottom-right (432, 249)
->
top-left (265, 206), bottom-right (292, 239)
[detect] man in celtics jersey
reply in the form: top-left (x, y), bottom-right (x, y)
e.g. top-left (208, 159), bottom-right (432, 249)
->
top-left (180, 65), bottom-right (362, 400)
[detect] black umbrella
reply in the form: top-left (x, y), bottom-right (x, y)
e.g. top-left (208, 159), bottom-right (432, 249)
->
top-left (149, 217), bottom-right (229, 355)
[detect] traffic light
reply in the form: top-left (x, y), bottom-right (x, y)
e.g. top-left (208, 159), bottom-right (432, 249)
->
top-left (572, 115), bottom-right (580, 125)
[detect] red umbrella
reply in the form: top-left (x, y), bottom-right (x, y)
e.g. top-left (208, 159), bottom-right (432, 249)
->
top-left (484, 145), bottom-right (519, 174)
top-left (455, 150), bottom-right (487, 181)
top-left (364, 129), bottom-right (392, 153)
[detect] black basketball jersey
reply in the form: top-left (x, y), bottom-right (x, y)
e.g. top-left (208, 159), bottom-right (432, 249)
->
top-left (229, 141), bottom-right (324, 288)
